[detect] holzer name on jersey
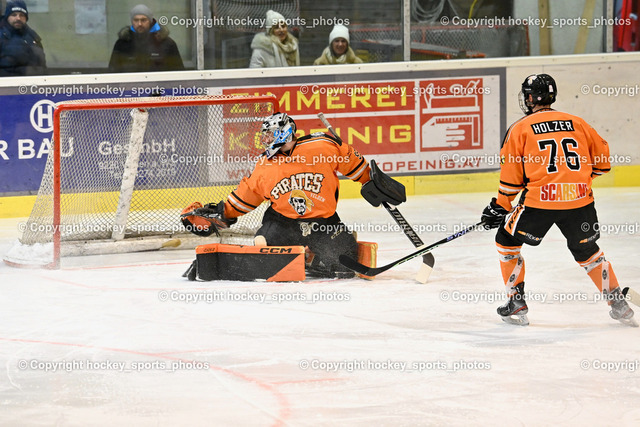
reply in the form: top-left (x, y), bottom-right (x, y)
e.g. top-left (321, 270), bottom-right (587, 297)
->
top-left (271, 173), bottom-right (324, 200)
top-left (530, 120), bottom-right (574, 135)
top-left (540, 182), bottom-right (587, 202)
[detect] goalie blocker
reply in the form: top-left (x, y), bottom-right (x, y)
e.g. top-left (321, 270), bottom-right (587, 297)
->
top-left (360, 160), bottom-right (406, 207)
top-left (184, 242), bottom-right (378, 281)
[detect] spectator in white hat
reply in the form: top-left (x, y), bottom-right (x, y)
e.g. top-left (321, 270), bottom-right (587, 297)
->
top-left (313, 24), bottom-right (363, 65)
top-left (249, 9), bottom-right (300, 68)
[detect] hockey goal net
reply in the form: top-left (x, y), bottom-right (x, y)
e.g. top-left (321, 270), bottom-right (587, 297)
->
top-left (5, 95), bottom-right (277, 268)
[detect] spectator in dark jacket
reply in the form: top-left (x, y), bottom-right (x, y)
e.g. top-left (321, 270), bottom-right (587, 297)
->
top-left (0, 0), bottom-right (46, 76)
top-left (108, 4), bottom-right (184, 73)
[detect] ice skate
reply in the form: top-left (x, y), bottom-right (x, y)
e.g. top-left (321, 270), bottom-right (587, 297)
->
top-left (606, 288), bottom-right (638, 327)
top-left (498, 282), bottom-right (529, 326)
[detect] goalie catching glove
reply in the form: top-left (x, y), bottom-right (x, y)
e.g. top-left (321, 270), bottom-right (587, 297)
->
top-left (481, 197), bottom-right (509, 229)
top-left (181, 202), bottom-right (237, 237)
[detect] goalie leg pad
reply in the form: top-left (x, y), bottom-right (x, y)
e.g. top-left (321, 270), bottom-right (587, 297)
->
top-left (356, 241), bottom-right (378, 280)
top-left (186, 243), bottom-right (305, 281)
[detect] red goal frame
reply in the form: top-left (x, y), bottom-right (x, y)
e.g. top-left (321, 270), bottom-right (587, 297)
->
top-left (46, 95), bottom-right (278, 268)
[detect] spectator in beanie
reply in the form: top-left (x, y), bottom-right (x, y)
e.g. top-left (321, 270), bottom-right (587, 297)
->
top-left (313, 24), bottom-right (363, 65)
top-left (249, 9), bottom-right (299, 68)
top-left (0, 0), bottom-right (47, 76)
top-left (109, 4), bottom-right (184, 72)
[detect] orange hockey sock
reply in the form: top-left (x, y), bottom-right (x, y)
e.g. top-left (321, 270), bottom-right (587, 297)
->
top-left (578, 250), bottom-right (619, 293)
top-left (497, 243), bottom-right (525, 295)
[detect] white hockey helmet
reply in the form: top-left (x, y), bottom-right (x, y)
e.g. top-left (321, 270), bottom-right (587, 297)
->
top-left (260, 112), bottom-right (296, 158)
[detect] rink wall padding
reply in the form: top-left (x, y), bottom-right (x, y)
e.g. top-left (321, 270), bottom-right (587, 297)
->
top-left (2, 164), bottom-right (639, 218)
top-left (337, 164), bottom-right (639, 198)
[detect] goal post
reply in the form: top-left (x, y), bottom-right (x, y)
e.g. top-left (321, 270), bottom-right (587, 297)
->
top-left (5, 95), bottom-right (278, 269)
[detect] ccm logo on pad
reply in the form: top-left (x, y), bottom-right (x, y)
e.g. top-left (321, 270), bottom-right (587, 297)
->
top-left (259, 247), bottom-right (294, 254)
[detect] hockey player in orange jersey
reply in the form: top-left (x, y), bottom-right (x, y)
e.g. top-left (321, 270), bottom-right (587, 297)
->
top-left (182, 112), bottom-right (405, 278)
top-left (481, 73), bottom-right (635, 326)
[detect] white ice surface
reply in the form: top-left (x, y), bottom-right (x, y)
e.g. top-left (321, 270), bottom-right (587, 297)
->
top-left (1, 188), bottom-right (640, 426)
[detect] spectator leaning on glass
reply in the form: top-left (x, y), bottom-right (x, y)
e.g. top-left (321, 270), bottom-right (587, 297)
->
top-left (249, 10), bottom-right (299, 68)
top-left (0, 0), bottom-right (46, 76)
top-left (108, 4), bottom-right (184, 73)
top-left (313, 24), bottom-right (363, 65)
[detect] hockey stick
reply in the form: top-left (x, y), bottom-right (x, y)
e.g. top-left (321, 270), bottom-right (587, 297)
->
top-left (317, 112), bottom-right (435, 283)
top-left (382, 201), bottom-right (435, 283)
top-left (339, 222), bottom-right (483, 277)
top-left (142, 238), bottom-right (182, 251)
top-left (622, 287), bottom-right (640, 307)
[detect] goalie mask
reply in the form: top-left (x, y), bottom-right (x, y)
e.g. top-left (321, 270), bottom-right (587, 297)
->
top-left (260, 112), bottom-right (296, 159)
top-left (519, 73), bottom-right (557, 115)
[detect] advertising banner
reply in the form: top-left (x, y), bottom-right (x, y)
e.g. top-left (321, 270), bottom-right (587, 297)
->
top-left (0, 69), bottom-right (504, 195)
top-left (222, 72), bottom-right (503, 174)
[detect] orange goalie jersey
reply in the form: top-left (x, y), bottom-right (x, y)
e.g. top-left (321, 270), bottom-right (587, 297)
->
top-left (223, 132), bottom-right (370, 219)
top-left (497, 109), bottom-right (611, 211)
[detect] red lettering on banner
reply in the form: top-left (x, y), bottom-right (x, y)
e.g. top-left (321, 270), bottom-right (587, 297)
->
top-left (225, 83), bottom-right (413, 115)
top-left (220, 74), bottom-right (497, 174)
top-left (294, 115), bottom-right (414, 155)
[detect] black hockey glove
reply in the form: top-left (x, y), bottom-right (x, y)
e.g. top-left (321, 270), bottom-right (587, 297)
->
top-left (361, 160), bottom-right (407, 207)
top-left (481, 198), bottom-right (509, 229)
top-left (181, 202), bottom-right (237, 237)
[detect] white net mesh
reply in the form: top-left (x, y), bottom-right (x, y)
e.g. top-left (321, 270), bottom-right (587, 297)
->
top-left (15, 95), bottom-right (276, 264)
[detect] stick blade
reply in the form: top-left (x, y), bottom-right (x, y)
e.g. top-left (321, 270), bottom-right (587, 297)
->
top-left (339, 254), bottom-right (370, 275)
top-left (416, 261), bottom-right (432, 283)
top-left (339, 254), bottom-right (390, 277)
top-left (415, 253), bottom-right (435, 284)
top-left (161, 239), bottom-right (182, 249)
top-left (423, 252), bottom-right (435, 268)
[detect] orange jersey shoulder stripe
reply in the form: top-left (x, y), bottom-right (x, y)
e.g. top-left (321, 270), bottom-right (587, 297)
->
top-left (227, 190), bottom-right (261, 214)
